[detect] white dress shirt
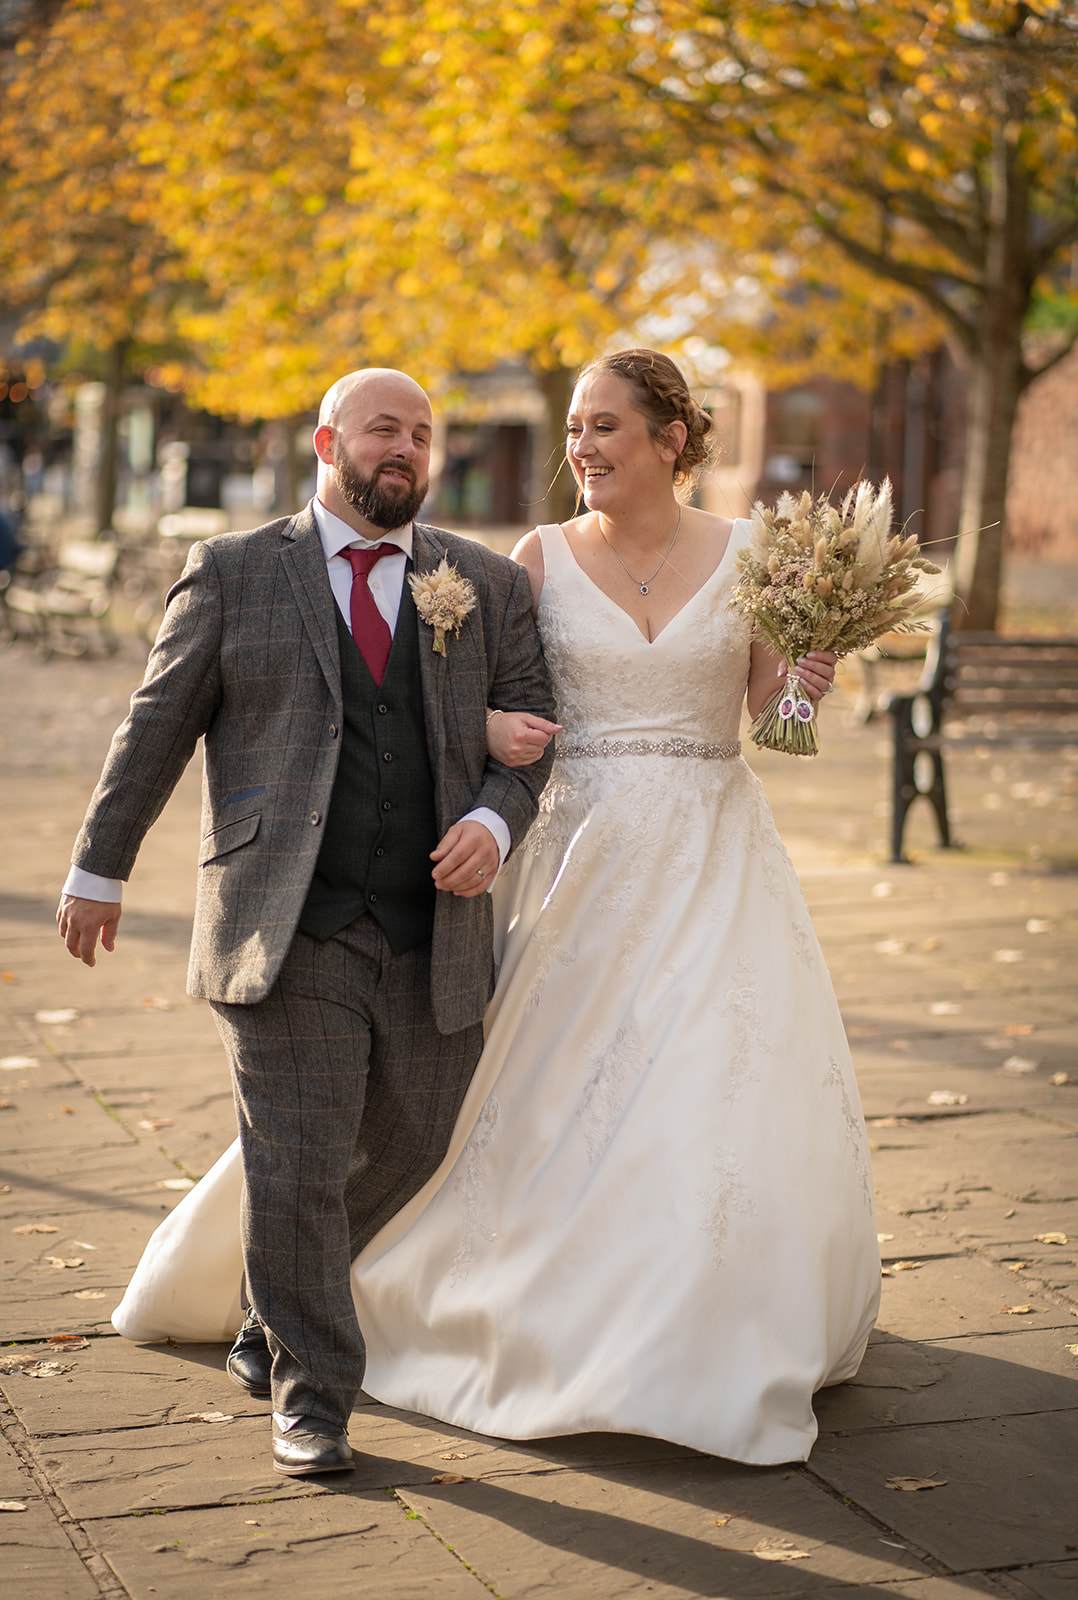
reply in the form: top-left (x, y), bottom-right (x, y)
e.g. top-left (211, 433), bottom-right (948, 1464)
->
top-left (64, 498), bottom-right (509, 902)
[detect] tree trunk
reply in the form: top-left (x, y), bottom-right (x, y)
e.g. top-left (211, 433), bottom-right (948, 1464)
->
top-left (534, 364), bottom-right (578, 525)
top-left (952, 102), bottom-right (1029, 634)
top-left (952, 347), bottom-right (1024, 633)
top-left (94, 339), bottom-right (128, 535)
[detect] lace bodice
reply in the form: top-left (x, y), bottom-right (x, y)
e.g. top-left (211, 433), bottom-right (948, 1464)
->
top-left (536, 522), bottom-right (752, 751)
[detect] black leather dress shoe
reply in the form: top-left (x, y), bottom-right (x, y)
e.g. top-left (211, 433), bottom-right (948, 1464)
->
top-left (226, 1306), bottom-right (272, 1397)
top-left (271, 1414), bottom-right (355, 1476)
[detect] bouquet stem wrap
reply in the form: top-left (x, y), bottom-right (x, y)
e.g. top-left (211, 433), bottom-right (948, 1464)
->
top-left (750, 673), bottom-right (819, 757)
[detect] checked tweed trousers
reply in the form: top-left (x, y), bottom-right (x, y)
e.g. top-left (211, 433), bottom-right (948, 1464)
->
top-left (211, 915), bottom-right (483, 1428)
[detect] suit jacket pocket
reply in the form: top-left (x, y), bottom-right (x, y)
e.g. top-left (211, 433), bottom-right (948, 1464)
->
top-left (199, 811), bottom-right (262, 865)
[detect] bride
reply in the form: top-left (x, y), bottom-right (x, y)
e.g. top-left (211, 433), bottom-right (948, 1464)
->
top-left (114, 348), bottom-right (880, 1466)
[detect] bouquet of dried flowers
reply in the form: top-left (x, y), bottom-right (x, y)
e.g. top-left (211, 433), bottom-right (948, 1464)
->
top-left (729, 479), bottom-right (941, 756)
top-left (408, 557), bottom-right (477, 655)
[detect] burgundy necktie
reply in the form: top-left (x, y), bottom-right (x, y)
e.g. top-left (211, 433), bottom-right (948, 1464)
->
top-left (343, 543), bottom-right (395, 684)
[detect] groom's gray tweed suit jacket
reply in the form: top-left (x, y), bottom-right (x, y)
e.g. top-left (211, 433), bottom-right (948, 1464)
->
top-left (72, 503), bottom-right (555, 1033)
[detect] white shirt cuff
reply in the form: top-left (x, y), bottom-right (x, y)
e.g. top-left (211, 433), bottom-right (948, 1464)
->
top-left (63, 866), bottom-right (123, 902)
top-left (461, 807), bottom-right (511, 892)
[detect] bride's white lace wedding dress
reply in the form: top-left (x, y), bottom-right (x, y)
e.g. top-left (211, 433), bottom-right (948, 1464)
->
top-left (113, 521), bottom-right (880, 1465)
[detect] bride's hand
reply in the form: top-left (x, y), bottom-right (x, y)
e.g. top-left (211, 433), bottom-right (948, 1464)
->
top-left (790, 650), bottom-right (837, 701)
top-left (487, 710), bottom-right (563, 767)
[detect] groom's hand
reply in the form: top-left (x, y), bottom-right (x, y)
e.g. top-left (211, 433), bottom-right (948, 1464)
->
top-left (57, 895), bottom-right (122, 966)
top-left (431, 821), bottom-right (499, 897)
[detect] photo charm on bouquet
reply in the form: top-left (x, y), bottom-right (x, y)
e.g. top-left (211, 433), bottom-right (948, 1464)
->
top-left (729, 478), bottom-right (942, 756)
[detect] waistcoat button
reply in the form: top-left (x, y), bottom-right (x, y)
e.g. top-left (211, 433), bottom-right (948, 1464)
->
top-left (377, 704), bottom-right (389, 715)
top-left (309, 812), bottom-right (320, 825)
top-left (328, 724), bottom-right (338, 739)
top-left (382, 800), bottom-right (392, 811)
top-left (383, 751), bottom-right (393, 762)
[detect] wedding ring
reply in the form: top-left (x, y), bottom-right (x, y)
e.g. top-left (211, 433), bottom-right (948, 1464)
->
top-left (823, 683), bottom-right (834, 695)
top-left (475, 868), bottom-right (486, 879)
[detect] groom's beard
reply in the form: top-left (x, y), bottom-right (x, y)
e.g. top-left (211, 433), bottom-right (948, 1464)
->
top-left (334, 445), bottom-right (428, 530)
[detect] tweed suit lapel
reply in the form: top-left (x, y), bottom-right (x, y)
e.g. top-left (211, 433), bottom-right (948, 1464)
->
top-left (412, 525), bottom-right (450, 765)
top-left (279, 504), bottom-right (342, 706)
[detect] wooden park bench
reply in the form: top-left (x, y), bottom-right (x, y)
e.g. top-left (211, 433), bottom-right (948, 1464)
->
top-left (2, 538), bottom-right (119, 657)
top-left (885, 617), bottom-right (1078, 863)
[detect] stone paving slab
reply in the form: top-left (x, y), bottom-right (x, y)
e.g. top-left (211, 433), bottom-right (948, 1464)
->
top-left (807, 1410), bottom-right (1078, 1570)
top-left (395, 1457), bottom-right (936, 1597)
top-left (0, 1429), bottom-right (101, 1600)
top-left (815, 1327), bottom-right (1078, 1430)
top-left (869, 1251), bottom-right (1075, 1341)
top-left (90, 1493), bottom-right (485, 1600)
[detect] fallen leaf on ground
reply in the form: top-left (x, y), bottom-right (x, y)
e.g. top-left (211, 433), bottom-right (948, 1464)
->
top-left (439, 1452), bottom-right (468, 1460)
top-left (1034, 1233), bottom-right (1068, 1246)
top-left (47, 1335), bottom-right (89, 1349)
top-left (877, 1233), bottom-right (895, 1243)
top-left (886, 1474), bottom-right (948, 1492)
top-left (871, 882), bottom-right (893, 898)
top-left (876, 940), bottom-right (908, 955)
top-left (1004, 1023), bottom-right (1035, 1036)
top-left (24, 1361), bottom-right (72, 1378)
top-left (33, 1009), bottom-right (79, 1025)
top-left (0, 1500), bottom-right (27, 1512)
top-left (921, 936), bottom-right (941, 951)
top-left (891, 1260), bottom-right (923, 1271)
top-left (1, 973), bottom-right (16, 983)
top-left (927, 1091), bottom-right (968, 1107)
top-left (929, 1002), bottom-right (962, 1015)
top-left (999, 1305), bottom-right (1038, 1315)
top-left (753, 1537), bottom-right (811, 1561)
top-left (157, 1178), bottom-right (194, 1191)
top-left (142, 997), bottom-right (174, 1010)
top-left (1008, 1262), bottom-right (1030, 1272)
top-left (137, 1118), bottom-right (173, 1132)
top-left (1003, 1208), bottom-right (1016, 1218)
top-left (1026, 920), bottom-right (1052, 934)
top-left (44, 1256), bottom-right (83, 1269)
top-left (870, 1116), bottom-right (914, 1128)
top-left (13, 1223), bottom-right (59, 1235)
top-left (1049, 1073), bottom-right (1073, 1087)
top-left (0, 1056), bottom-right (38, 1070)
top-left (1000, 1056), bottom-right (1038, 1076)
top-left (176, 1411), bottom-right (233, 1424)
top-left (891, 1039), bottom-right (911, 1051)
top-left (431, 1473), bottom-right (468, 1485)
top-left (993, 950), bottom-right (1024, 963)
top-left (846, 1024), bottom-right (880, 1037)
top-left (711, 1514), bottom-right (734, 1526)
top-left (1064, 1345), bottom-right (1078, 1357)
top-left (73, 1290), bottom-right (106, 1300)
top-left (0, 1099), bottom-right (12, 1110)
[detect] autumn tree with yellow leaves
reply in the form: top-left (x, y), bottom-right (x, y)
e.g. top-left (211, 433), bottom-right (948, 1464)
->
top-left (3, 0), bottom-right (1076, 621)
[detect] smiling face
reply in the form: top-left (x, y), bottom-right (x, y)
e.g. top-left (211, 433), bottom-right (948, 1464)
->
top-left (314, 370), bottom-right (433, 532)
top-left (565, 371), bottom-right (675, 513)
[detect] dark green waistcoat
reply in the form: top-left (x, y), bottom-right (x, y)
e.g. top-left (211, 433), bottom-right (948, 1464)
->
top-left (298, 581), bottom-right (438, 952)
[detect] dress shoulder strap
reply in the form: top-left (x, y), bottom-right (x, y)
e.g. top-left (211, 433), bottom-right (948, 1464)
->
top-left (534, 522), bottom-right (574, 579)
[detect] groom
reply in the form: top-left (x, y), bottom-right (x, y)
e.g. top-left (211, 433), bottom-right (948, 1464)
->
top-left (58, 368), bottom-right (555, 1476)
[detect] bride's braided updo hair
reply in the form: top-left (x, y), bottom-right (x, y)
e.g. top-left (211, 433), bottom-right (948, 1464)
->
top-left (577, 348), bottom-right (715, 489)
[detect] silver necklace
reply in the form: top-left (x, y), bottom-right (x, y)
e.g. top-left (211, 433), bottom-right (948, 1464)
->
top-left (599, 505), bottom-right (682, 595)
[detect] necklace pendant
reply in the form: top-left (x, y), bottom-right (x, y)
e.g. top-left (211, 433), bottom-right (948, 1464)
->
top-left (640, 583), bottom-right (648, 595)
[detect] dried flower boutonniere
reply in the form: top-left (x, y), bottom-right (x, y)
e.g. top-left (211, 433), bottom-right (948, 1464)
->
top-left (408, 556), bottom-right (477, 656)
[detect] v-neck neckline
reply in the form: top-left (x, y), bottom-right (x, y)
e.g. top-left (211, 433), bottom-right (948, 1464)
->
top-left (551, 520), bottom-right (740, 645)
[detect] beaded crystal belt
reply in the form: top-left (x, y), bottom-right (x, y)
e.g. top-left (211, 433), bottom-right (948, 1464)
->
top-left (556, 736), bottom-right (742, 760)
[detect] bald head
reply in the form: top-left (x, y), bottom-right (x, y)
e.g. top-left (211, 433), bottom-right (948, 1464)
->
top-left (313, 368), bottom-right (434, 537)
top-left (318, 368), bottom-right (431, 430)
